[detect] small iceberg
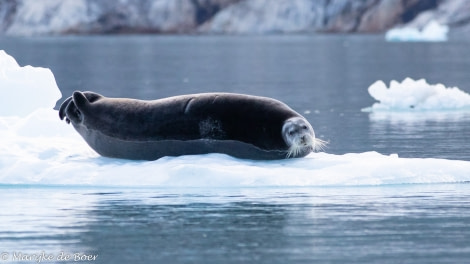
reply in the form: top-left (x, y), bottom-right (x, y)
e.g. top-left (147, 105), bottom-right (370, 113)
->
top-left (385, 20), bottom-right (449, 42)
top-left (363, 78), bottom-right (470, 112)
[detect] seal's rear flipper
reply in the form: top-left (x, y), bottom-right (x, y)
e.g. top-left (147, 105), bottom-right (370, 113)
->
top-left (59, 96), bottom-right (73, 121)
top-left (82, 91), bottom-right (104, 103)
top-left (59, 91), bottom-right (103, 125)
top-left (73, 91), bottom-right (91, 111)
top-left (62, 91), bottom-right (91, 124)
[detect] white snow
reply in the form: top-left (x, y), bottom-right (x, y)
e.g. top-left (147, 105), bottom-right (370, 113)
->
top-left (363, 78), bottom-right (470, 112)
top-left (385, 20), bottom-right (449, 42)
top-left (1, 50), bottom-right (470, 187)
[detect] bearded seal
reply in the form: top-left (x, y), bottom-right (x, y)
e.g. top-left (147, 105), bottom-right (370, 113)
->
top-left (59, 91), bottom-right (325, 160)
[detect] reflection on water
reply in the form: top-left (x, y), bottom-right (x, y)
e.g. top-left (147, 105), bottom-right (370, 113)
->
top-left (369, 112), bottom-right (470, 160)
top-left (0, 187), bottom-right (95, 253)
top-left (369, 111), bottom-right (470, 123)
top-left (1, 186), bottom-right (470, 263)
top-left (83, 200), bottom-right (288, 263)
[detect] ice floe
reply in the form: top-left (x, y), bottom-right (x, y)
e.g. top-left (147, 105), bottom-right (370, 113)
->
top-left (363, 78), bottom-right (470, 112)
top-left (1, 50), bottom-right (469, 187)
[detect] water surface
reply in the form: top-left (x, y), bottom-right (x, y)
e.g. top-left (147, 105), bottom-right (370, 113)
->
top-left (1, 184), bottom-right (470, 264)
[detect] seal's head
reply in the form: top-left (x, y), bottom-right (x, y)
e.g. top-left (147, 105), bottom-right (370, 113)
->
top-left (282, 117), bottom-right (326, 158)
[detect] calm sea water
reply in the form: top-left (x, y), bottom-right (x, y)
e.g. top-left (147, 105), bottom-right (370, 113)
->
top-left (1, 35), bottom-right (470, 263)
top-left (1, 185), bottom-right (470, 264)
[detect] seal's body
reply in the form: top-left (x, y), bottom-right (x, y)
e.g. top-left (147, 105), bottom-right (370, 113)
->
top-left (59, 91), bottom-right (322, 160)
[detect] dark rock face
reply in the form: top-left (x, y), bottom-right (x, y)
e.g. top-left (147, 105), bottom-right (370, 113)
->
top-left (193, 0), bottom-right (241, 25)
top-left (0, 0), bottom-right (468, 35)
top-left (322, 0), bottom-right (377, 32)
top-left (198, 0), bottom-right (328, 34)
top-left (2, 0), bottom-right (241, 35)
top-left (401, 0), bottom-right (438, 24)
top-left (321, 0), bottom-right (438, 33)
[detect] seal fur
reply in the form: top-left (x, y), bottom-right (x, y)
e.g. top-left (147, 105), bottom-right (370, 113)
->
top-left (59, 91), bottom-right (322, 160)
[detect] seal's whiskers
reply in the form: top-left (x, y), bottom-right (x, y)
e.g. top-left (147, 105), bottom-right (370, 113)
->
top-left (286, 145), bottom-right (302, 158)
top-left (286, 136), bottom-right (327, 158)
top-left (313, 137), bottom-right (328, 152)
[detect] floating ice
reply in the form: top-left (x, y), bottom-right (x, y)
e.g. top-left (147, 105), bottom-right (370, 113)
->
top-left (385, 20), bottom-right (449, 42)
top-left (2, 140), bottom-right (470, 187)
top-left (363, 78), bottom-right (470, 112)
top-left (1, 50), bottom-right (470, 187)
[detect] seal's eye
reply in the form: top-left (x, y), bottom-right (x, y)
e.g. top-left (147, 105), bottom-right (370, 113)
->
top-left (289, 131), bottom-right (294, 136)
top-left (302, 125), bottom-right (307, 130)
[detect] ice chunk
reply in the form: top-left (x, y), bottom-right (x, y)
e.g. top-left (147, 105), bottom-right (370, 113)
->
top-left (0, 50), bottom-right (61, 116)
top-left (385, 20), bottom-right (449, 42)
top-left (363, 78), bottom-right (470, 112)
top-left (1, 51), bottom-right (469, 188)
top-left (1, 138), bottom-right (470, 187)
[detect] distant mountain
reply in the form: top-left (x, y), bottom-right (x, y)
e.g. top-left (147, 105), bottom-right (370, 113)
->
top-left (0, 0), bottom-right (469, 36)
